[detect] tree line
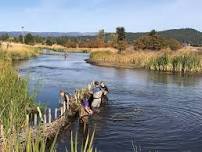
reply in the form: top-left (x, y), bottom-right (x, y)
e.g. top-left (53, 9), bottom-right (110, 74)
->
top-left (0, 27), bottom-right (187, 52)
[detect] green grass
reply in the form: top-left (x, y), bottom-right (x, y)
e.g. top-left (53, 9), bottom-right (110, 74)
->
top-left (0, 62), bottom-right (37, 132)
top-left (148, 51), bottom-right (201, 73)
top-left (0, 47), bottom-right (96, 151)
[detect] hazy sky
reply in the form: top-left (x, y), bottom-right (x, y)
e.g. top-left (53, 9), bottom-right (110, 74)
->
top-left (0, 0), bottom-right (201, 32)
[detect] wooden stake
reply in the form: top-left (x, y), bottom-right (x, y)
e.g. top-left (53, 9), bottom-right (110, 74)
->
top-left (34, 113), bottom-right (38, 126)
top-left (54, 108), bottom-right (58, 119)
top-left (26, 114), bottom-right (29, 126)
top-left (61, 107), bottom-right (64, 116)
top-left (48, 108), bottom-right (51, 123)
top-left (0, 122), bottom-right (3, 137)
top-left (66, 95), bottom-right (70, 110)
top-left (44, 114), bottom-right (47, 124)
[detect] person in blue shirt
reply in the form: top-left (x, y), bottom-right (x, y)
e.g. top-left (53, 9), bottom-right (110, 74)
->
top-left (79, 93), bottom-right (93, 125)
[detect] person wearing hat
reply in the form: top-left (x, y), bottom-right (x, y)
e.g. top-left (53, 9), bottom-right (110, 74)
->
top-left (91, 81), bottom-right (103, 109)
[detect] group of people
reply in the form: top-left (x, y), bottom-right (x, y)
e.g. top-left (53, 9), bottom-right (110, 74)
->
top-left (59, 81), bottom-right (109, 126)
top-left (80, 81), bottom-right (109, 125)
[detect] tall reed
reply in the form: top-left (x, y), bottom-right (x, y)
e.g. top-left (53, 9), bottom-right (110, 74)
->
top-left (148, 51), bottom-right (201, 73)
top-left (0, 63), bottom-right (37, 132)
top-left (90, 49), bottom-right (202, 73)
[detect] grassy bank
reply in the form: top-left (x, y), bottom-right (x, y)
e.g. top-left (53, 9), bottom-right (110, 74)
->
top-left (0, 43), bottom-right (97, 151)
top-left (0, 62), bottom-right (37, 130)
top-left (0, 42), bottom-right (41, 131)
top-left (34, 44), bottom-right (117, 53)
top-left (89, 48), bottom-right (202, 73)
top-left (0, 42), bottom-right (41, 60)
top-left (0, 42), bottom-right (44, 150)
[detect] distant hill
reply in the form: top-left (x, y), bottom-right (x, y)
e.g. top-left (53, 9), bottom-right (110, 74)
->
top-left (113, 28), bottom-right (202, 46)
top-left (0, 31), bottom-right (97, 37)
top-left (1, 28), bottom-right (202, 46)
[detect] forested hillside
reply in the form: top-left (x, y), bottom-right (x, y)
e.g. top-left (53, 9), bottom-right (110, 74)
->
top-left (123, 28), bottom-right (202, 46)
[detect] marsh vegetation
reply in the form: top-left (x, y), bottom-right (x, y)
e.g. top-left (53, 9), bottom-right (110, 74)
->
top-left (89, 49), bottom-right (202, 73)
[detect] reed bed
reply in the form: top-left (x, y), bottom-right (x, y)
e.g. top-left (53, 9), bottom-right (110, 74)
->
top-left (0, 63), bottom-right (37, 131)
top-left (2, 126), bottom-right (96, 152)
top-left (148, 50), bottom-right (201, 73)
top-left (90, 49), bottom-right (202, 73)
top-left (90, 51), bottom-right (158, 68)
top-left (0, 42), bottom-right (40, 60)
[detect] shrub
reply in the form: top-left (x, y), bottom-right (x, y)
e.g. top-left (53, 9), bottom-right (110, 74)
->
top-left (134, 35), bottom-right (182, 51)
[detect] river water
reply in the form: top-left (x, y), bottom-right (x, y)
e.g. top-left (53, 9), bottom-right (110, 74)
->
top-left (18, 52), bottom-right (202, 152)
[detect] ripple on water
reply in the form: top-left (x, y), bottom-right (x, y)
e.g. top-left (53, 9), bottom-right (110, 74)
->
top-left (18, 53), bottom-right (202, 152)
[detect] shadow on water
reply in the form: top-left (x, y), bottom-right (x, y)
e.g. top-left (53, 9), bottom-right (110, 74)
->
top-left (17, 52), bottom-right (202, 152)
top-left (148, 70), bottom-right (201, 87)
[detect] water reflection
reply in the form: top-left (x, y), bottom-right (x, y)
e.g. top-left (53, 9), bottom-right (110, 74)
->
top-left (148, 71), bottom-right (200, 87)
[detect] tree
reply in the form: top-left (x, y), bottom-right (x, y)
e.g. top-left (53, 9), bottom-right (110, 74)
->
top-left (24, 33), bottom-right (34, 45)
top-left (133, 35), bottom-right (182, 51)
top-left (18, 35), bottom-right (23, 43)
top-left (116, 27), bottom-right (126, 41)
top-left (149, 29), bottom-right (157, 37)
top-left (46, 39), bottom-right (53, 46)
top-left (116, 27), bottom-right (127, 53)
top-left (97, 29), bottom-right (105, 47)
top-left (0, 33), bottom-right (9, 41)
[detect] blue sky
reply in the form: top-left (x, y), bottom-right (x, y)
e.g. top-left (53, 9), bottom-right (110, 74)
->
top-left (0, 0), bottom-right (201, 32)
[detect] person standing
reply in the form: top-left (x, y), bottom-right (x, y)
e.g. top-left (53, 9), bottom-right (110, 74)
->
top-left (91, 81), bottom-right (103, 109)
top-left (100, 81), bottom-right (109, 104)
top-left (59, 90), bottom-right (71, 111)
top-left (79, 93), bottom-right (93, 131)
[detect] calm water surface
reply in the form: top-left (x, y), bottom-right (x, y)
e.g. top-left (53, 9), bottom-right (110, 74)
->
top-left (18, 52), bottom-right (202, 152)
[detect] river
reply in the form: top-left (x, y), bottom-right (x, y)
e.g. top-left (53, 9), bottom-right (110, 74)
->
top-left (17, 52), bottom-right (202, 152)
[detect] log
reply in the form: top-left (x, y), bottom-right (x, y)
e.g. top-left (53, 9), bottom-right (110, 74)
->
top-left (0, 82), bottom-right (97, 147)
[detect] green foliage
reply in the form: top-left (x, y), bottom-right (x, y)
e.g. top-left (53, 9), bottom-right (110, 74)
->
top-left (116, 27), bottom-right (126, 41)
top-left (0, 63), bottom-right (37, 131)
top-left (18, 35), bottom-right (24, 43)
top-left (25, 33), bottom-right (35, 45)
top-left (96, 29), bottom-right (105, 47)
top-left (134, 34), bottom-right (182, 51)
top-left (46, 39), bottom-right (53, 46)
top-left (1, 28), bottom-right (202, 47)
top-left (105, 28), bottom-right (202, 46)
top-left (149, 29), bottom-right (157, 36)
top-left (148, 52), bottom-right (201, 72)
top-left (0, 33), bottom-right (9, 41)
top-left (116, 27), bottom-right (127, 53)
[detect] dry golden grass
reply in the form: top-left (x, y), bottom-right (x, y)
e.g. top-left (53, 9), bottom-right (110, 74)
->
top-left (35, 43), bottom-right (118, 53)
top-left (0, 42), bottom-right (40, 60)
top-left (90, 50), bottom-right (158, 68)
top-left (90, 48), bottom-right (202, 73)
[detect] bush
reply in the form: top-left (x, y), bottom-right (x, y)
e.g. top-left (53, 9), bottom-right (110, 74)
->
top-left (134, 35), bottom-right (182, 51)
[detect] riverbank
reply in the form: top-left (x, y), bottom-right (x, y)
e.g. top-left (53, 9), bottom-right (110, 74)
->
top-left (0, 42), bottom-right (41, 128)
top-left (34, 44), bottom-right (118, 53)
top-left (0, 42), bottom-right (41, 60)
top-left (0, 42), bottom-right (43, 151)
top-left (0, 43), bottom-right (97, 151)
top-left (89, 48), bottom-right (202, 73)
